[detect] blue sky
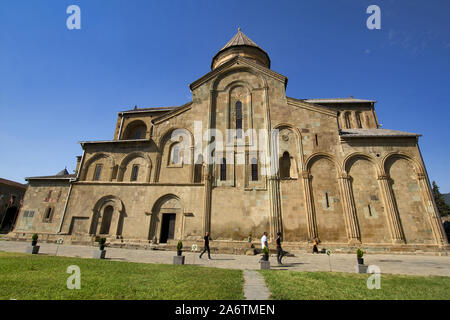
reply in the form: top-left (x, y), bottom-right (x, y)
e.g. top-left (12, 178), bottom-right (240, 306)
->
top-left (0, 0), bottom-right (449, 192)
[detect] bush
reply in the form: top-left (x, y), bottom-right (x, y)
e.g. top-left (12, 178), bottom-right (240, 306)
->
top-left (262, 246), bottom-right (269, 256)
top-left (31, 234), bottom-right (38, 241)
top-left (356, 248), bottom-right (364, 258)
top-left (98, 238), bottom-right (106, 245)
top-left (177, 241), bottom-right (183, 251)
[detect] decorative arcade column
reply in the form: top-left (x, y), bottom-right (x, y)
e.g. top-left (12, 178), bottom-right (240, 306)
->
top-left (268, 175), bottom-right (282, 242)
top-left (338, 172), bottom-right (361, 244)
top-left (377, 174), bottom-right (405, 244)
top-left (416, 172), bottom-right (448, 246)
top-left (301, 171), bottom-right (317, 241)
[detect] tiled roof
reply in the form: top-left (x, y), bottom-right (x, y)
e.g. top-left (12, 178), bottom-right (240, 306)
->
top-left (26, 174), bottom-right (75, 181)
top-left (0, 178), bottom-right (27, 189)
top-left (26, 169), bottom-right (75, 181)
top-left (120, 106), bottom-right (179, 114)
top-left (304, 98), bottom-right (375, 104)
top-left (340, 128), bottom-right (420, 138)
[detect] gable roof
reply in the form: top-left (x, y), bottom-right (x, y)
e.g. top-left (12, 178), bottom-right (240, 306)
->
top-left (303, 98), bottom-right (376, 104)
top-left (339, 128), bottom-right (420, 138)
top-left (191, 56), bottom-right (286, 91)
top-left (0, 178), bottom-right (27, 190)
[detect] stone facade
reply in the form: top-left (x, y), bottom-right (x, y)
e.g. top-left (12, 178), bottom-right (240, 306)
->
top-left (10, 30), bottom-right (448, 253)
top-left (0, 178), bottom-right (27, 233)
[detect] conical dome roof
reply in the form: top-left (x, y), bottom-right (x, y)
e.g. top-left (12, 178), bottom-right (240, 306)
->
top-left (220, 28), bottom-right (260, 50)
top-left (211, 28), bottom-right (271, 70)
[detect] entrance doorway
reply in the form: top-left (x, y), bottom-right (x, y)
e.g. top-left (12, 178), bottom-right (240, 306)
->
top-left (0, 206), bottom-right (18, 233)
top-left (160, 213), bottom-right (176, 243)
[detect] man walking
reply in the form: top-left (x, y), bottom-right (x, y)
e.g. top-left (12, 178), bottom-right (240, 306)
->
top-left (260, 231), bottom-right (268, 261)
top-left (276, 232), bottom-right (283, 265)
top-left (199, 231), bottom-right (211, 260)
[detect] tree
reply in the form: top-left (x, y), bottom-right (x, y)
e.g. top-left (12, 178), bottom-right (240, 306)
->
top-left (432, 181), bottom-right (449, 217)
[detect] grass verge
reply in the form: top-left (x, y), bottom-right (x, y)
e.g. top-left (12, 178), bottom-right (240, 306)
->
top-left (260, 269), bottom-right (450, 300)
top-left (0, 252), bottom-right (244, 300)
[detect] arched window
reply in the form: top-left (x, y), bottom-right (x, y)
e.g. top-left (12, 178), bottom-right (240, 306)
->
top-left (279, 151), bottom-right (291, 179)
top-left (94, 164), bottom-right (102, 181)
top-left (131, 165), bottom-right (139, 181)
top-left (251, 157), bottom-right (258, 181)
top-left (236, 101), bottom-right (242, 138)
top-left (344, 112), bottom-right (351, 129)
top-left (220, 158), bottom-right (226, 181)
top-left (171, 144), bottom-right (181, 165)
top-left (355, 112), bottom-right (362, 128)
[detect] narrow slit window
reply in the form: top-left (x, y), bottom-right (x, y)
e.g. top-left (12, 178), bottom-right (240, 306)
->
top-left (251, 157), bottom-right (258, 181)
top-left (131, 165), bottom-right (139, 181)
top-left (44, 207), bottom-right (52, 222)
top-left (236, 101), bottom-right (242, 138)
top-left (344, 112), bottom-right (351, 129)
top-left (368, 204), bottom-right (372, 216)
top-left (325, 192), bottom-right (330, 208)
top-left (356, 112), bottom-right (362, 128)
top-left (315, 134), bottom-right (318, 146)
top-left (94, 164), bottom-right (102, 181)
top-left (220, 158), bottom-right (226, 181)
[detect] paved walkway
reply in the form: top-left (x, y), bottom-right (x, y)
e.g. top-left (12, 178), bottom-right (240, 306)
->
top-left (1, 240), bottom-right (449, 277)
top-left (243, 270), bottom-right (271, 300)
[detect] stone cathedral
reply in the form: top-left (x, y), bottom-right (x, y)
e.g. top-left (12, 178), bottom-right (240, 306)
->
top-left (11, 29), bottom-right (448, 253)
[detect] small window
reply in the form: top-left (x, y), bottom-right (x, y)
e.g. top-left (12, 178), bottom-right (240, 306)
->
top-left (315, 134), bottom-right (318, 146)
top-left (172, 144), bottom-right (180, 165)
top-left (43, 207), bottom-right (53, 222)
top-left (368, 204), bottom-right (372, 216)
top-left (236, 101), bottom-right (242, 138)
top-left (325, 192), bottom-right (330, 208)
top-left (220, 158), bottom-right (226, 181)
top-left (131, 165), bottom-right (139, 181)
top-left (251, 157), bottom-right (258, 181)
top-left (94, 164), bottom-right (102, 181)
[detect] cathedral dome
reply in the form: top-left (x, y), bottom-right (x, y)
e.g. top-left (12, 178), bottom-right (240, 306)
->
top-left (211, 28), bottom-right (271, 70)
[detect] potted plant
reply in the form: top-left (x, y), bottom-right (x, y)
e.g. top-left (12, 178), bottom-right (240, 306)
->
top-left (173, 241), bottom-right (185, 265)
top-left (356, 248), bottom-right (364, 265)
top-left (262, 246), bottom-right (269, 261)
top-left (31, 233), bottom-right (38, 246)
top-left (93, 237), bottom-right (107, 259)
top-left (26, 233), bottom-right (40, 254)
top-left (177, 241), bottom-right (183, 256)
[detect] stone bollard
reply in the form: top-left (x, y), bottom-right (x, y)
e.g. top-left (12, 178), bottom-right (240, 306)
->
top-left (355, 264), bottom-right (368, 273)
top-left (173, 255), bottom-right (185, 265)
top-left (93, 250), bottom-right (106, 259)
top-left (26, 245), bottom-right (40, 254)
top-left (259, 260), bottom-right (270, 270)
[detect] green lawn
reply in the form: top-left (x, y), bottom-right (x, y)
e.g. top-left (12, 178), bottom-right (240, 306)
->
top-left (0, 252), bottom-right (244, 300)
top-left (260, 269), bottom-right (450, 300)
